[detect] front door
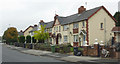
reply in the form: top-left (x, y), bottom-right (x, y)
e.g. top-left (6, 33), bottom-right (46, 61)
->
top-left (56, 37), bottom-right (58, 44)
top-left (80, 34), bottom-right (86, 46)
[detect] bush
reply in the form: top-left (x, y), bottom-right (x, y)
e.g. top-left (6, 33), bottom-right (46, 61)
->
top-left (37, 43), bottom-right (51, 51)
top-left (78, 47), bottom-right (84, 51)
top-left (70, 47), bottom-right (74, 52)
top-left (26, 35), bottom-right (31, 43)
top-left (19, 36), bottom-right (25, 43)
top-left (54, 43), bottom-right (72, 53)
top-left (32, 37), bottom-right (36, 43)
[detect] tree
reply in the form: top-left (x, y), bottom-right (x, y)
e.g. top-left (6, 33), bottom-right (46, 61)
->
top-left (114, 12), bottom-right (120, 26)
top-left (3, 27), bottom-right (18, 43)
top-left (19, 36), bottom-right (25, 43)
top-left (26, 35), bottom-right (31, 43)
top-left (33, 25), bottom-right (49, 43)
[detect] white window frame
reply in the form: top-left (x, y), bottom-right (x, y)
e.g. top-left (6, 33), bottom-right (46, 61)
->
top-left (56, 26), bottom-right (58, 31)
top-left (63, 25), bottom-right (68, 31)
top-left (64, 35), bottom-right (68, 42)
top-left (74, 35), bottom-right (78, 42)
top-left (82, 21), bottom-right (85, 27)
top-left (59, 26), bottom-right (61, 32)
top-left (73, 23), bottom-right (78, 29)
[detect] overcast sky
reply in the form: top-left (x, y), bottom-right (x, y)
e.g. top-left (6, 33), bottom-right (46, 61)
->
top-left (0, 0), bottom-right (120, 36)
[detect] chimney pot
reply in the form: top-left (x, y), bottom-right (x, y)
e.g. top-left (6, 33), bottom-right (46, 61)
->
top-left (20, 30), bottom-right (23, 32)
top-left (40, 20), bottom-right (44, 23)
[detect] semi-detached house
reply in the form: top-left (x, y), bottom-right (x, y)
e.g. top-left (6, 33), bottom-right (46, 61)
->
top-left (38, 6), bottom-right (116, 46)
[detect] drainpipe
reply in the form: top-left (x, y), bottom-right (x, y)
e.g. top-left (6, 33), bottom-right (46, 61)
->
top-left (104, 18), bottom-right (107, 46)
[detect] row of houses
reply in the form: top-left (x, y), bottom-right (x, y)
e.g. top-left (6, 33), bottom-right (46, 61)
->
top-left (18, 6), bottom-right (117, 47)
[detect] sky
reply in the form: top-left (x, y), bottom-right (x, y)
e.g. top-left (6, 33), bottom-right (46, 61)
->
top-left (0, 0), bottom-right (120, 36)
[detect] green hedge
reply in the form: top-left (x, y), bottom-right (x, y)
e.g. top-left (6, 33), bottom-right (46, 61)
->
top-left (26, 35), bottom-right (31, 43)
top-left (19, 36), bottom-right (25, 43)
top-left (32, 37), bottom-right (36, 43)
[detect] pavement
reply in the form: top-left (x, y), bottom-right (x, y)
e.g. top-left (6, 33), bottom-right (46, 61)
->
top-left (4, 43), bottom-right (120, 63)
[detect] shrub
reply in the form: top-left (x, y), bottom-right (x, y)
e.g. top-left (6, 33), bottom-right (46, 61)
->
top-left (26, 35), bottom-right (31, 43)
top-left (78, 47), bottom-right (84, 51)
top-left (70, 47), bottom-right (74, 52)
top-left (32, 37), bottom-right (36, 43)
top-left (54, 43), bottom-right (72, 53)
top-left (19, 36), bottom-right (25, 43)
top-left (38, 43), bottom-right (51, 51)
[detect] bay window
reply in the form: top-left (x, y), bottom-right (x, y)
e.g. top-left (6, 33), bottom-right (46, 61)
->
top-left (64, 35), bottom-right (68, 42)
top-left (63, 25), bottom-right (68, 31)
top-left (74, 35), bottom-right (78, 42)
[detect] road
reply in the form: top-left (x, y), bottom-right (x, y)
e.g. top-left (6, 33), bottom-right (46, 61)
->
top-left (1, 43), bottom-right (64, 62)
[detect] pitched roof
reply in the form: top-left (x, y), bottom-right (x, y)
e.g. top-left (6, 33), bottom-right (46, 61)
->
top-left (112, 27), bottom-right (120, 32)
top-left (39, 22), bottom-right (47, 26)
top-left (45, 21), bottom-right (54, 28)
top-left (39, 21), bottom-right (54, 28)
top-left (56, 6), bottom-right (101, 25)
top-left (29, 25), bottom-right (38, 33)
top-left (23, 26), bottom-right (33, 33)
top-left (18, 32), bottom-right (24, 36)
top-left (56, 6), bottom-right (116, 25)
top-left (39, 6), bottom-right (116, 28)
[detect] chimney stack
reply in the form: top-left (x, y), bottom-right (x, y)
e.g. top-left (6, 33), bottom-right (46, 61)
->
top-left (40, 20), bottom-right (44, 23)
top-left (34, 24), bottom-right (37, 27)
top-left (20, 30), bottom-right (23, 32)
top-left (54, 14), bottom-right (58, 19)
top-left (78, 6), bottom-right (86, 14)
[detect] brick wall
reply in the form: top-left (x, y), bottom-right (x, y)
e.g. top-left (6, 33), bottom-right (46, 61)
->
top-left (83, 44), bottom-right (99, 56)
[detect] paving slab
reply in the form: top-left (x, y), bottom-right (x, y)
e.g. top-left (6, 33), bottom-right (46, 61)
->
top-left (60, 56), bottom-right (100, 62)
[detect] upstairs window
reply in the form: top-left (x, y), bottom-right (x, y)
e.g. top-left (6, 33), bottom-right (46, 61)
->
top-left (82, 21), bottom-right (85, 27)
top-left (100, 23), bottom-right (103, 29)
top-left (57, 26), bottom-right (58, 31)
top-left (59, 26), bottom-right (61, 32)
top-left (73, 23), bottom-right (78, 29)
top-left (63, 25), bottom-right (68, 31)
top-left (54, 26), bottom-right (58, 32)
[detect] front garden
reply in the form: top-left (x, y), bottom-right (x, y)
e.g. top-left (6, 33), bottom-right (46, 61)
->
top-left (13, 42), bottom-right (84, 54)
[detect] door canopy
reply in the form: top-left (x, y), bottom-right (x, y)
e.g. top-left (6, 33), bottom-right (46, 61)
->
top-left (80, 30), bottom-right (86, 35)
